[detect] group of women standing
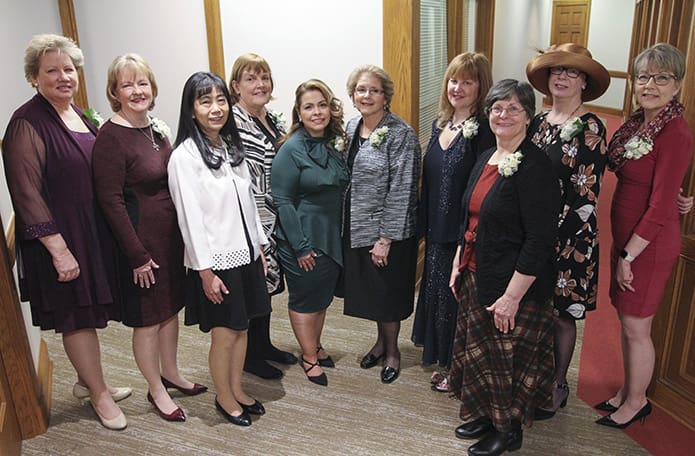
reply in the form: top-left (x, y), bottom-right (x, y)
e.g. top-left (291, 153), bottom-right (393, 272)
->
top-left (3, 32), bottom-right (693, 452)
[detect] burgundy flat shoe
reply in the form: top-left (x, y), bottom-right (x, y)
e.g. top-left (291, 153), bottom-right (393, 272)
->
top-left (147, 392), bottom-right (186, 422)
top-left (161, 376), bottom-right (208, 396)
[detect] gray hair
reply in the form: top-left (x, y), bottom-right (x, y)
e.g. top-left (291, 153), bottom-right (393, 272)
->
top-left (24, 34), bottom-right (83, 84)
top-left (485, 79), bottom-right (535, 120)
top-left (633, 43), bottom-right (685, 80)
top-left (346, 64), bottom-right (395, 107)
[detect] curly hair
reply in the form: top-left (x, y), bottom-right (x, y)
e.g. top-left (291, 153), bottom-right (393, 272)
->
top-left (24, 34), bottom-right (83, 84)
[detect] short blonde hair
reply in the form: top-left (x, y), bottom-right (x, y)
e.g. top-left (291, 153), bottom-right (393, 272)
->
top-left (24, 34), bottom-right (83, 84)
top-left (346, 65), bottom-right (395, 109)
top-left (106, 53), bottom-right (158, 112)
top-left (229, 53), bottom-right (274, 104)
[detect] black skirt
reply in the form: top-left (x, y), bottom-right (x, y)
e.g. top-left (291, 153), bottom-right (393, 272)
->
top-left (343, 237), bottom-right (417, 322)
top-left (184, 257), bottom-right (270, 332)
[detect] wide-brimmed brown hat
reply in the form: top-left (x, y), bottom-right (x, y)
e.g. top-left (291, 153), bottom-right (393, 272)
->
top-left (526, 43), bottom-right (610, 102)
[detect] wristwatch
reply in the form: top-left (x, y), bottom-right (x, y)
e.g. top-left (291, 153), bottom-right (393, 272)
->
top-left (620, 249), bottom-right (635, 263)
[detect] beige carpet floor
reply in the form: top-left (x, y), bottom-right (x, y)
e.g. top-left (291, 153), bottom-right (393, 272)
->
top-left (22, 294), bottom-right (648, 456)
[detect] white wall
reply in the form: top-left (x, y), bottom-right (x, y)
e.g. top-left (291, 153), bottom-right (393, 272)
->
top-left (220, 0), bottom-right (382, 123)
top-left (587, 0), bottom-right (635, 109)
top-left (0, 0), bottom-right (64, 368)
top-left (73, 0), bottom-right (210, 138)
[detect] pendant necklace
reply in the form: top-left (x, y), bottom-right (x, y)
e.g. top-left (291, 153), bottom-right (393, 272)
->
top-left (557, 104), bottom-right (583, 126)
top-left (138, 124), bottom-right (159, 151)
top-left (447, 115), bottom-right (470, 132)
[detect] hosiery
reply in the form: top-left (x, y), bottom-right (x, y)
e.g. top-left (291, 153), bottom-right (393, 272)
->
top-left (553, 315), bottom-right (576, 386)
top-left (378, 321), bottom-right (401, 368)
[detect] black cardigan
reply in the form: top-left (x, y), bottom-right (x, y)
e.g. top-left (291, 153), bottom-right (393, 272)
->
top-left (458, 138), bottom-right (560, 307)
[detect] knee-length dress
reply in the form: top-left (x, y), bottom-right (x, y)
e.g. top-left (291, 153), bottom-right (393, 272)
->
top-left (411, 117), bottom-right (494, 367)
top-left (233, 105), bottom-right (286, 295)
top-left (271, 130), bottom-right (349, 313)
top-left (93, 120), bottom-right (185, 327)
top-left (3, 94), bottom-right (119, 332)
top-left (529, 112), bottom-right (607, 319)
top-left (609, 117), bottom-right (692, 317)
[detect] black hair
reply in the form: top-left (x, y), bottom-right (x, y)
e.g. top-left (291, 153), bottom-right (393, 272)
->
top-left (174, 71), bottom-right (244, 169)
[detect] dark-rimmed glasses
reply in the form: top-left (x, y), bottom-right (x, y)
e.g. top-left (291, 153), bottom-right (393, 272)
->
top-left (549, 66), bottom-right (582, 79)
top-left (634, 73), bottom-right (677, 86)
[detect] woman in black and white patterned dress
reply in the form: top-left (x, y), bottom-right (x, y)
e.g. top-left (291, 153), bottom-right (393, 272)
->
top-left (229, 53), bottom-right (298, 380)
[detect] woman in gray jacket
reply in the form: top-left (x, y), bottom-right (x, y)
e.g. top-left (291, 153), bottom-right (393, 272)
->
top-left (342, 65), bottom-right (421, 383)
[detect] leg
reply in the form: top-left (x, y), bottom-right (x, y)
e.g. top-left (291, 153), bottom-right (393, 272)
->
top-left (379, 321), bottom-right (401, 369)
top-left (539, 315), bottom-right (575, 410)
top-left (158, 314), bottom-right (195, 389)
top-left (63, 328), bottom-right (121, 420)
top-left (289, 309), bottom-right (324, 378)
top-left (314, 309), bottom-right (329, 357)
top-left (227, 329), bottom-right (254, 405)
top-left (243, 315), bottom-right (282, 379)
top-left (133, 324), bottom-right (178, 415)
top-left (365, 322), bottom-right (386, 358)
top-left (209, 327), bottom-right (243, 416)
top-left (609, 314), bottom-right (654, 423)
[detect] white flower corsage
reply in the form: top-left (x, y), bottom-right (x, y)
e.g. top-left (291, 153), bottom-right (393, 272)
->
top-left (268, 110), bottom-right (287, 132)
top-left (461, 118), bottom-right (479, 139)
top-left (559, 117), bottom-right (584, 142)
top-left (369, 126), bottom-right (389, 147)
top-left (150, 117), bottom-right (171, 139)
top-left (83, 108), bottom-right (104, 128)
top-left (498, 151), bottom-right (524, 177)
top-left (623, 136), bottom-right (653, 160)
top-left (332, 136), bottom-right (345, 152)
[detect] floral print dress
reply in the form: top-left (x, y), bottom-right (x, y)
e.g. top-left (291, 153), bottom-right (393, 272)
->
top-left (529, 112), bottom-right (607, 319)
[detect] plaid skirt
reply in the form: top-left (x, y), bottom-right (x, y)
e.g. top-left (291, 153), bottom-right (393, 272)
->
top-left (449, 270), bottom-right (554, 430)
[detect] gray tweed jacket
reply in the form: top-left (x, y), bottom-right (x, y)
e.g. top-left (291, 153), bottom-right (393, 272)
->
top-left (346, 112), bottom-right (421, 249)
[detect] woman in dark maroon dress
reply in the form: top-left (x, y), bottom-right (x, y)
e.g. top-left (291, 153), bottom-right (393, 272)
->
top-left (3, 34), bottom-right (127, 430)
top-left (93, 54), bottom-right (207, 423)
top-left (596, 43), bottom-right (693, 429)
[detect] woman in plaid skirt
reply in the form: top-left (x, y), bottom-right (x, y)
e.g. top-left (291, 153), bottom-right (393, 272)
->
top-left (447, 79), bottom-right (560, 456)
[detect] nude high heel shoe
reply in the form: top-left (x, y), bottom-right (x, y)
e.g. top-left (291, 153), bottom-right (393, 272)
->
top-left (92, 404), bottom-right (127, 430)
top-left (73, 383), bottom-right (132, 404)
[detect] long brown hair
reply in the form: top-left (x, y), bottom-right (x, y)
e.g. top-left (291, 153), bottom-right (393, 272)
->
top-left (437, 52), bottom-right (492, 128)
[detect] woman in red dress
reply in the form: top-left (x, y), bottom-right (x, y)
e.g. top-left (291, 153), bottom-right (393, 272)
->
top-left (596, 43), bottom-right (693, 429)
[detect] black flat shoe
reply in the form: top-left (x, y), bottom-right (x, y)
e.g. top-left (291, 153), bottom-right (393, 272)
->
top-left (467, 424), bottom-right (523, 456)
top-left (594, 399), bottom-right (619, 413)
top-left (455, 418), bottom-right (493, 440)
top-left (266, 348), bottom-right (298, 365)
top-left (244, 358), bottom-right (283, 380)
top-left (240, 399), bottom-right (265, 416)
top-left (360, 353), bottom-right (384, 369)
top-left (595, 401), bottom-right (652, 429)
top-left (380, 366), bottom-right (400, 384)
top-left (533, 408), bottom-right (556, 421)
top-left (316, 346), bottom-right (335, 368)
top-left (300, 356), bottom-right (328, 386)
top-left (215, 398), bottom-right (251, 426)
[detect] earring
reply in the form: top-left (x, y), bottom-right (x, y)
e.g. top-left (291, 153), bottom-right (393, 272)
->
top-left (582, 85), bottom-right (587, 90)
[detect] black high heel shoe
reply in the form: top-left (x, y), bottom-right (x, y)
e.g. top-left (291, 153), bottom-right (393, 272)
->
top-left (594, 399), bottom-right (620, 413)
top-left (534, 383), bottom-right (569, 421)
top-left (215, 397), bottom-right (252, 426)
top-left (300, 356), bottom-right (328, 386)
top-left (316, 346), bottom-right (335, 368)
top-left (595, 401), bottom-right (652, 429)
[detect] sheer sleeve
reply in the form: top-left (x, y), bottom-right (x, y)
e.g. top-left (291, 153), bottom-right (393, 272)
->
top-left (2, 118), bottom-right (58, 239)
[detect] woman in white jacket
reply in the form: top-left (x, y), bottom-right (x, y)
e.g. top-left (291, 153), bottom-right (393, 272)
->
top-left (168, 72), bottom-right (270, 427)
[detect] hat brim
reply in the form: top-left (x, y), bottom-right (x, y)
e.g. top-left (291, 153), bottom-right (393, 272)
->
top-left (526, 51), bottom-right (610, 102)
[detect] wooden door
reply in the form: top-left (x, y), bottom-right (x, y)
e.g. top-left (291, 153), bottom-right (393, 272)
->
top-left (550, 0), bottom-right (591, 46)
top-left (632, 0), bottom-right (695, 432)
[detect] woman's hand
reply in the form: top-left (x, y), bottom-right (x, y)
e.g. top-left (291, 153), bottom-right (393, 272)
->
top-left (297, 251), bottom-right (317, 271)
top-left (616, 258), bottom-right (635, 292)
top-left (133, 258), bottom-right (160, 288)
top-left (52, 248), bottom-right (80, 282)
top-left (486, 294), bottom-right (520, 334)
top-left (199, 269), bottom-right (229, 304)
top-left (369, 237), bottom-right (391, 267)
top-left (261, 250), bottom-right (268, 276)
top-left (678, 188), bottom-right (693, 215)
top-left (449, 246), bottom-right (463, 300)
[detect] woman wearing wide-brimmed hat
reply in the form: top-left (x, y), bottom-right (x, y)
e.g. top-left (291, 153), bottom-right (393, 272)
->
top-left (525, 43), bottom-right (610, 419)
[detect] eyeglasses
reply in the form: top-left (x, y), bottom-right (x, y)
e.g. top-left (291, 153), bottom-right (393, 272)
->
top-left (354, 87), bottom-right (384, 96)
top-left (549, 66), bottom-right (582, 79)
top-left (488, 104), bottom-right (525, 117)
top-left (634, 73), bottom-right (677, 86)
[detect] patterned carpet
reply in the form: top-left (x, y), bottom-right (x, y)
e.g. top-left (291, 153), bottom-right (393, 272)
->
top-left (22, 295), bottom-right (648, 456)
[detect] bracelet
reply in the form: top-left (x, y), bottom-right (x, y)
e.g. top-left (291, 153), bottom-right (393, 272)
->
top-left (376, 239), bottom-right (391, 247)
top-left (619, 249), bottom-right (635, 263)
